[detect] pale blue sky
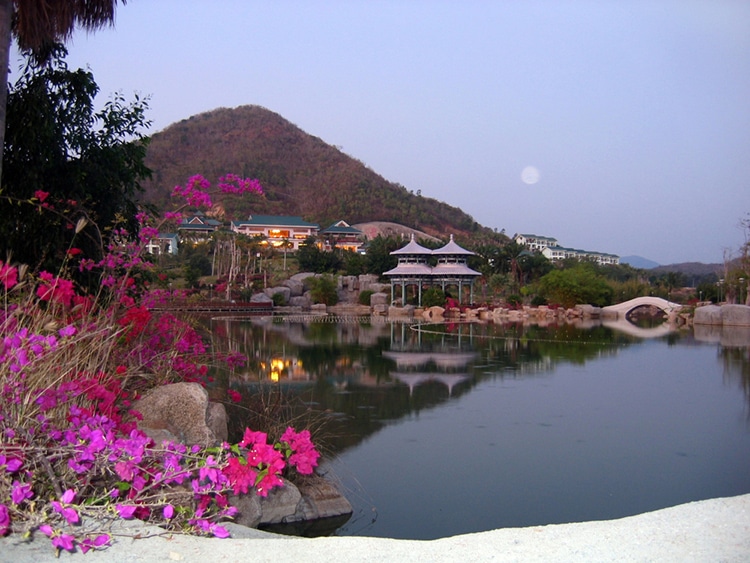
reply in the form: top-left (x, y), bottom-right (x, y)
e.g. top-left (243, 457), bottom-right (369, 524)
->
top-left (13, 0), bottom-right (749, 265)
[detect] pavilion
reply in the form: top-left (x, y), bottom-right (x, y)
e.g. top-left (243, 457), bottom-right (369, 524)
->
top-left (383, 234), bottom-right (481, 306)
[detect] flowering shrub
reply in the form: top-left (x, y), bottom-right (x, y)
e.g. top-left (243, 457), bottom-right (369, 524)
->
top-left (0, 174), bottom-right (322, 554)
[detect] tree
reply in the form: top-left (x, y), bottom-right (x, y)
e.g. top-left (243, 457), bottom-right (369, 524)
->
top-left (1, 0), bottom-right (127, 184)
top-left (364, 235), bottom-right (400, 278)
top-left (0, 48), bottom-right (150, 277)
top-left (296, 236), bottom-right (341, 273)
top-left (537, 263), bottom-right (614, 308)
top-left (308, 274), bottom-right (338, 305)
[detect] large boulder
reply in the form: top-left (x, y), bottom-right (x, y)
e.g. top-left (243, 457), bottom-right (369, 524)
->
top-left (357, 274), bottom-right (379, 292)
top-left (721, 304), bottom-right (750, 327)
top-left (259, 478), bottom-right (302, 524)
top-left (293, 476), bottom-right (353, 521)
top-left (370, 292), bottom-right (388, 307)
top-left (133, 383), bottom-right (226, 446)
top-left (229, 493), bottom-right (262, 528)
top-left (694, 305), bottom-right (724, 326)
top-left (289, 295), bottom-right (312, 308)
top-left (423, 306), bottom-right (445, 320)
top-left (290, 272), bottom-right (318, 290)
top-left (282, 278), bottom-right (305, 297)
top-left (264, 286), bottom-right (291, 303)
top-left (250, 292), bottom-right (273, 304)
top-left (574, 304), bottom-right (601, 318)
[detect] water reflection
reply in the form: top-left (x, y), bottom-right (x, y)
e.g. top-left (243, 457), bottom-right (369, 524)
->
top-left (205, 317), bottom-right (750, 449)
top-left (203, 315), bottom-right (750, 539)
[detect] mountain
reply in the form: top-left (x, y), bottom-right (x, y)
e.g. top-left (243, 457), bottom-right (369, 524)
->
top-left (141, 105), bottom-right (504, 245)
top-left (651, 262), bottom-right (723, 278)
top-left (620, 255), bottom-right (660, 269)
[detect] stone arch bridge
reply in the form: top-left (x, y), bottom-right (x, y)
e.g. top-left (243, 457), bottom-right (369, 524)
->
top-left (602, 296), bottom-right (682, 319)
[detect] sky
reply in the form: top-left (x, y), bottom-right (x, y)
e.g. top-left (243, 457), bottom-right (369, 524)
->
top-left (11, 1), bottom-right (750, 265)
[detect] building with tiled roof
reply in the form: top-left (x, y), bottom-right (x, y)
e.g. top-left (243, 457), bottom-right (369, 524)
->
top-left (146, 233), bottom-right (179, 256)
top-left (177, 212), bottom-right (222, 241)
top-left (320, 220), bottom-right (365, 253)
top-left (230, 215), bottom-right (319, 250)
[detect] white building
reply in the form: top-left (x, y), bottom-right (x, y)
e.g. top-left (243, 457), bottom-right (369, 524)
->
top-left (514, 233), bottom-right (619, 265)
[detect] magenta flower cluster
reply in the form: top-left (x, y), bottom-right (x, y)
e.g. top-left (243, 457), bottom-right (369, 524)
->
top-left (171, 174), bottom-right (263, 212)
top-left (0, 171), bottom-right (325, 555)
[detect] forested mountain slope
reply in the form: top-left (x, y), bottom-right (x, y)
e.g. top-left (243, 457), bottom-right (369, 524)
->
top-left (141, 105), bottom-right (504, 244)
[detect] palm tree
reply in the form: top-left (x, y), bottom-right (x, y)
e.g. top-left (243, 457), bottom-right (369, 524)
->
top-left (0, 0), bottom-right (126, 183)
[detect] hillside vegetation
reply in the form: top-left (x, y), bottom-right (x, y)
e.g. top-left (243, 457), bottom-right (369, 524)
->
top-left (142, 105), bottom-right (504, 245)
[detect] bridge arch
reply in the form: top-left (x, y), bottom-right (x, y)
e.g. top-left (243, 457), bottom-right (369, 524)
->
top-left (602, 296), bottom-right (682, 319)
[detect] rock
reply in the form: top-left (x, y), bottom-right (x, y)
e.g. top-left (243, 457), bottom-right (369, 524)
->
top-left (423, 306), bottom-right (445, 320)
top-left (289, 295), bottom-right (311, 308)
top-left (575, 304), bottom-right (601, 318)
top-left (264, 286), bottom-right (291, 302)
top-left (250, 292), bottom-right (273, 304)
top-left (694, 305), bottom-right (723, 326)
top-left (259, 478), bottom-right (302, 524)
top-left (229, 493), bottom-right (262, 528)
top-left (282, 279), bottom-right (305, 297)
top-left (357, 274), bottom-right (379, 292)
top-left (370, 292), bottom-right (388, 307)
top-left (206, 402), bottom-right (228, 443)
top-left (293, 476), bottom-right (353, 521)
top-left (721, 304), bottom-right (750, 327)
top-left (290, 272), bottom-right (318, 290)
top-left (133, 383), bottom-right (221, 446)
top-left (310, 303), bottom-right (327, 313)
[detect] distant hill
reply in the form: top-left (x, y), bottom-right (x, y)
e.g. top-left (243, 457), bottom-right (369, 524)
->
top-left (651, 262), bottom-right (722, 278)
top-left (141, 105), bottom-right (504, 246)
top-left (620, 255), bottom-right (660, 269)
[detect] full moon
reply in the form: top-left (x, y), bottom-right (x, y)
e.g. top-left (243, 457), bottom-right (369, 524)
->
top-left (521, 166), bottom-right (540, 185)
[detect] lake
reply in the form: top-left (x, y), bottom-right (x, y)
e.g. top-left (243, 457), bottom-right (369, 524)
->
top-left (206, 315), bottom-right (750, 540)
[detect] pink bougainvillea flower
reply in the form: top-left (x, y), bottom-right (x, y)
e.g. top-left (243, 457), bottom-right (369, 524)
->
top-left (51, 490), bottom-right (79, 524)
top-left (0, 504), bottom-right (10, 536)
top-left (222, 456), bottom-right (257, 495)
top-left (239, 429), bottom-right (267, 449)
top-left (163, 504), bottom-right (174, 519)
top-left (227, 389), bottom-right (242, 403)
top-left (115, 504), bottom-right (137, 519)
top-left (79, 534), bottom-right (110, 553)
top-left (0, 455), bottom-right (22, 473)
top-left (36, 272), bottom-right (76, 307)
top-left (0, 261), bottom-right (18, 290)
top-left (33, 190), bottom-right (49, 202)
top-left (10, 481), bottom-right (33, 504)
top-left (52, 532), bottom-right (76, 551)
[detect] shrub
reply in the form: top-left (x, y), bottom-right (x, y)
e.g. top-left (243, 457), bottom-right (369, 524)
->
top-left (422, 287), bottom-right (446, 308)
top-left (308, 275), bottom-right (339, 305)
top-left (506, 294), bottom-right (523, 308)
top-left (358, 289), bottom-right (374, 306)
top-left (272, 292), bottom-right (287, 306)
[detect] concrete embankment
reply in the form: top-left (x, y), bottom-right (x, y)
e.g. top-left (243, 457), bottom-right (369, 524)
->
top-left (2, 493), bottom-right (749, 562)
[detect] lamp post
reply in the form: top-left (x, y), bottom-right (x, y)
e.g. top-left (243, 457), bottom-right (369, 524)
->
top-left (718, 279), bottom-right (724, 303)
top-left (740, 278), bottom-right (746, 305)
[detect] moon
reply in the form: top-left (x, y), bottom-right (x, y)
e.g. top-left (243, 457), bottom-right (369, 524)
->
top-left (521, 166), bottom-right (540, 185)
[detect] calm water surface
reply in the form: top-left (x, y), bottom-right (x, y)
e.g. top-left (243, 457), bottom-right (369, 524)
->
top-left (207, 316), bottom-right (750, 539)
